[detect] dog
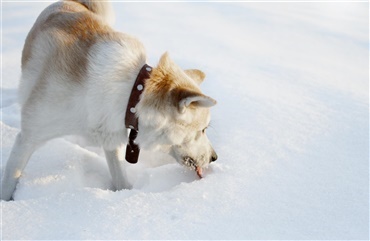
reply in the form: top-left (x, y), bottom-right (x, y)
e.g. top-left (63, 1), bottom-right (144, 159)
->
top-left (1, 0), bottom-right (217, 201)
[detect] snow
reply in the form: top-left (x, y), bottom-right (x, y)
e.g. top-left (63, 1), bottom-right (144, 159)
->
top-left (1, 1), bottom-right (369, 240)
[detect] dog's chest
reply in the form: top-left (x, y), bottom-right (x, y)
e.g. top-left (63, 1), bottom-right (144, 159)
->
top-left (87, 127), bottom-right (127, 150)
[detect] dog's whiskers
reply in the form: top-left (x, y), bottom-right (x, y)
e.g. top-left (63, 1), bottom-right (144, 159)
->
top-left (183, 156), bottom-right (197, 170)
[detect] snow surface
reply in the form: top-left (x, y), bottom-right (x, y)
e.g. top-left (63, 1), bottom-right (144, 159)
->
top-left (1, 1), bottom-right (369, 240)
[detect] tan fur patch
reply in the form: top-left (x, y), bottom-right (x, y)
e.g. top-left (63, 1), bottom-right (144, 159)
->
top-left (142, 64), bottom-right (201, 113)
top-left (22, 1), bottom-right (119, 82)
top-left (184, 69), bottom-right (206, 85)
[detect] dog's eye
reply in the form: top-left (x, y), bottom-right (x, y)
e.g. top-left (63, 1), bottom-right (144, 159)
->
top-left (202, 127), bottom-right (207, 134)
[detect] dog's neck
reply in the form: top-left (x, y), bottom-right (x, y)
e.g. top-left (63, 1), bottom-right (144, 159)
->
top-left (125, 64), bottom-right (152, 163)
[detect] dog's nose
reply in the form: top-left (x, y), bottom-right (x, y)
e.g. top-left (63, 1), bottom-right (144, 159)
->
top-left (211, 152), bottom-right (218, 162)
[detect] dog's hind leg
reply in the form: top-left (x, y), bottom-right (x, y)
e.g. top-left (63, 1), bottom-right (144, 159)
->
top-left (104, 147), bottom-right (132, 191)
top-left (1, 132), bottom-right (40, 201)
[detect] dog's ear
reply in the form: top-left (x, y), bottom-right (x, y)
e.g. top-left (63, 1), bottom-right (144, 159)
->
top-left (158, 52), bottom-right (172, 69)
top-left (158, 53), bottom-right (205, 85)
top-left (173, 88), bottom-right (216, 113)
top-left (184, 69), bottom-right (206, 85)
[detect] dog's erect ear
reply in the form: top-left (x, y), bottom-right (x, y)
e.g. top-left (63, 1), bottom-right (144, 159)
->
top-left (184, 69), bottom-right (206, 85)
top-left (158, 52), bottom-right (173, 69)
top-left (173, 88), bottom-right (216, 113)
top-left (158, 53), bottom-right (205, 85)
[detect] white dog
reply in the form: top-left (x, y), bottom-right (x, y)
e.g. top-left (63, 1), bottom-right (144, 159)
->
top-left (1, 0), bottom-right (217, 201)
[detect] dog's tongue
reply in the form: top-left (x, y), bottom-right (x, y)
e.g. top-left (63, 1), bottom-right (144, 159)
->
top-left (196, 166), bottom-right (203, 178)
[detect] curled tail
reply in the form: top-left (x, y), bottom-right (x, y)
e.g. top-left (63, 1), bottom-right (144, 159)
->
top-left (72, 0), bottom-right (115, 25)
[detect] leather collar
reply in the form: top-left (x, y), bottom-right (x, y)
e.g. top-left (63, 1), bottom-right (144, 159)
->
top-left (125, 64), bottom-right (152, 163)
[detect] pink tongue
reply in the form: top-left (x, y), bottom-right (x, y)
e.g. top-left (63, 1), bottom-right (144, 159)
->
top-left (196, 167), bottom-right (203, 178)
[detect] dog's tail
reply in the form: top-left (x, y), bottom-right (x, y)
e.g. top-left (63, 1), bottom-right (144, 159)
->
top-left (73, 0), bottom-right (115, 25)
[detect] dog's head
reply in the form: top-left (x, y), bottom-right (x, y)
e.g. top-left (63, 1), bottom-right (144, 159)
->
top-left (136, 53), bottom-right (217, 170)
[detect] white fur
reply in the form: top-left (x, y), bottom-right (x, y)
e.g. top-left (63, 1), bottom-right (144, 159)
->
top-left (85, 39), bottom-right (146, 149)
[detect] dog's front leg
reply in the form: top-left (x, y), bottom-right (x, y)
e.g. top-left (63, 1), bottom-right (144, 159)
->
top-left (104, 147), bottom-right (132, 190)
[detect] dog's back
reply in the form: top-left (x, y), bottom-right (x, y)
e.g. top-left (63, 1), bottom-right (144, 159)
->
top-left (20, 0), bottom-right (114, 105)
top-left (69, 0), bottom-right (114, 23)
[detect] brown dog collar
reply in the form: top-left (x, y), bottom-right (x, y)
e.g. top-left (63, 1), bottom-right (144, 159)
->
top-left (125, 64), bottom-right (152, 163)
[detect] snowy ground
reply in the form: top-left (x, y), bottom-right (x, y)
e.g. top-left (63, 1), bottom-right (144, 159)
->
top-left (1, 1), bottom-right (369, 240)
